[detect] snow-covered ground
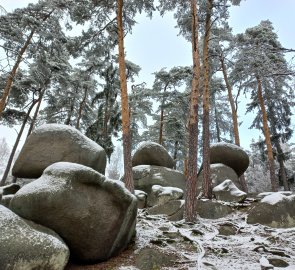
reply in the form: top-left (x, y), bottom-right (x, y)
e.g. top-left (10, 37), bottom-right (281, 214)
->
top-left (67, 206), bottom-right (295, 270)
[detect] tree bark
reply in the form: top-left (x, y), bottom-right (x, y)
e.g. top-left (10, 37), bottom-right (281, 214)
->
top-left (256, 76), bottom-right (277, 191)
top-left (76, 87), bottom-right (88, 130)
top-left (220, 55), bottom-right (248, 192)
top-left (184, 0), bottom-right (201, 223)
top-left (0, 29), bottom-right (35, 117)
top-left (117, 0), bottom-right (134, 193)
top-left (159, 83), bottom-right (168, 145)
top-left (214, 106), bottom-right (221, 142)
top-left (27, 87), bottom-right (47, 137)
top-left (275, 140), bottom-right (289, 190)
top-left (0, 99), bottom-right (38, 186)
top-left (0, 8), bottom-right (55, 117)
top-left (173, 140), bottom-right (179, 169)
top-left (202, 0), bottom-right (213, 199)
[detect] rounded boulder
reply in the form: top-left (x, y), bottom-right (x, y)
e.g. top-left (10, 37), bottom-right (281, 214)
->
top-left (132, 142), bottom-right (174, 168)
top-left (197, 163), bottom-right (241, 195)
top-left (10, 162), bottom-right (137, 263)
top-left (210, 142), bottom-right (249, 177)
top-left (12, 124), bottom-right (106, 178)
top-left (0, 205), bottom-right (69, 270)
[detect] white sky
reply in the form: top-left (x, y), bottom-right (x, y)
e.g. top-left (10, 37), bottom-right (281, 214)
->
top-left (0, 0), bottom-right (294, 151)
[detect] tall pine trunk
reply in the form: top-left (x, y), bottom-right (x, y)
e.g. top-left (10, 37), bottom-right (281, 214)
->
top-left (0, 30), bottom-right (35, 117)
top-left (76, 87), bottom-right (88, 130)
top-left (220, 55), bottom-right (248, 192)
top-left (184, 0), bottom-right (201, 222)
top-left (159, 83), bottom-right (168, 145)
top-left (202, 0), bottom-right (213, 199)
top-left (275, 140), bottom-right (289, 190)
top-left (256, 76), bottom-right (277, 191)
top-left (117, 0), bottom-right (134, 193)
top-left (0, 99), bottom-right (38, 186)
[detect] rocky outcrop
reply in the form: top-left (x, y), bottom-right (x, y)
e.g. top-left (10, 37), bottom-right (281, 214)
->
top-left (135, 190), bottom-right (147, 209)
top-left (12, 124), bottom-right (106, 178)
top-left (133, 165), bottom-right (186, 194)
top-left (196, 199), bottom-right (232, 219)
top-left (147, 200), bottom-right (184, 221)
top-left (0, 195), bottom-right (14, 208)
top-left (247, 193), bottom-right (295, 228)
top-left (197, 163), bottom-right (240, 195)
top-left (148, 185), bottom-right (183, 207)
top-left (213, 179), bottom-right (247, 203)
top-left (10, 162), bottom-right (137, 263)
top-left (132, 141), bottom-right (174, 169)
top-left (209, 142), bottom-right (249, 177)
top-left (0, 205), bottom-right (69, 270)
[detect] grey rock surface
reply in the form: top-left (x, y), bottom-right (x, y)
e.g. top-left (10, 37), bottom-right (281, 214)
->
top-left (12, 124), bottom-right (106, 178)
top-left (132, 141), bottom-right (174, 168)
top-left (209, 142), bottom-right (249, 177)
top-left (133, 165), bottom-right (186, 195)
top-left (247, 193), bottom-right (295, 228)
top-left (213, 179), bottom-right (247, 203)
top-left (197, 163), bottom-right (240, 195)
top-left (11, 162), bottom-right (137, 262)
top-left (0, 205), bottom-right (69, 270)
top-left (196, 199), bottom-right (232, 219)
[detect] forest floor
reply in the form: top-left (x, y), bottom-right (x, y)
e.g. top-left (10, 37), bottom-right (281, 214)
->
top-left (67, 202), bottom-right (295, 270)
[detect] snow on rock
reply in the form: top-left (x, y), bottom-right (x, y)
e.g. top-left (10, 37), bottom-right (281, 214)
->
top-left (12, 123), bottom-right (106, 178)
top-left (0, 205), bottom-right (69, 269)
top-left (257, 191), bottom-right (293, 201)
top-left (135, 190), bottom-right (147, 209)
top-left (10, 162), bottom-right (137, 262)
top-left (213, 179), bottom-right (247, 203)
top-left (209, 142), bottom-right (249, 177)
top-left (148, 185), bottom-right (183, 207)
top-left (132, 165), bottom-right (186, 196)
top-left (132, 141), bottom-right (174, 169)
top-left (248, 192), bottom-right (295, 228)
top-left (260, 257), bottom-right (274, 269)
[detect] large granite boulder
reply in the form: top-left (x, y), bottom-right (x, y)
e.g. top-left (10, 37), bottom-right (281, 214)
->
top-left (0, 205), bottom-right (69, 269)
top-left (147, 199), bottom-right (184, 221)
top-left (213, 179), bottom-right (247, 203)
top-left (209, 143), bottom-right (249, 177)
top-left (247, 193), bottom-right (295, 228)
top-left (12, 124), bottom-right (106, 178)
top-left (133, 165), bottom-right (186, 195)
top-left (132, 142), bottom-right (174, 169)
top-left (196, 199), bottom-right (232, 219)
top-left (197, 163), bottom-right (240, 195)
top-left (10, 162), bottom-right (137, 263)
top-left (148, 185), bottom-right (183, 207)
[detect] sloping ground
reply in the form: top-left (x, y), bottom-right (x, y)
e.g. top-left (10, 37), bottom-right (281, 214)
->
top-left (67, 208), bottom-right (295, 269)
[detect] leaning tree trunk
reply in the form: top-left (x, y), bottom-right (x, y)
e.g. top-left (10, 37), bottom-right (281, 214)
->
top-left (256, 76), bottom-right (277, 191)
top-left (0, 30), bottom-right (35, 117)
top-left (220, 55), bottom-right (248, 192)
top-left (0, 9), bottom-right (55, 117)
top-left (117, 0), bottom-right (134, 193)
top-left (27, 87), bottom-right (47, 137)
top-left (0, 99), bottom-right (38, 186)
top-left (202, 0), bottom-right (213, 199)
top-left (184, 0), bottom-right (201, 223)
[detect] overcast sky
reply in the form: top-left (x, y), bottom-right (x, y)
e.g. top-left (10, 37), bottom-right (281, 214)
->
top-left (0, 0), bottom-right (294, 150)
